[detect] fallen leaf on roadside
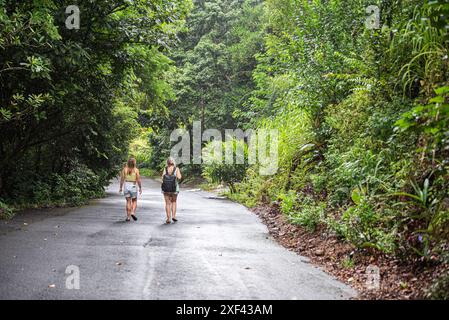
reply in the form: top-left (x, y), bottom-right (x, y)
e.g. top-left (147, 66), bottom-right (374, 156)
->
top-left (48, 284), bottom-right (56, 288)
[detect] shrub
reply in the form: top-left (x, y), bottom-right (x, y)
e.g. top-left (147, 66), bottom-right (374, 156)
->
top-left (53, 164), bottom-right (104, 205)
top-left (11, 161), bottom-right (105, 208)
top-left (230, 107), bottom-right (313, 205)
top-left (278, 190), bottom-right (298, 215)
top-left (279, 193), bottom-right (325, 232)
top-left (202, 139), bottom-right (250, 193)
top-left (341, 256), bottom-right (355, 269)
top-left (426, 272), bottom-right (449, 300)
top-left (289, 196), bottom-right (326, 232)
top-left (0, 200), bottom-right (14, 219)
top-left (391, 86), bottom-right (449, 257)
top-left (231, 168), bottom-right (273, 207)
top-left (340, 200), bottom-right (396, 253)
top-left (139, 168), bottom-right (158, 177)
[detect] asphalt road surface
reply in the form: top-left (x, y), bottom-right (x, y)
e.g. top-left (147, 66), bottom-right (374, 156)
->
top-left (0, 178), bottom-right (357, 300)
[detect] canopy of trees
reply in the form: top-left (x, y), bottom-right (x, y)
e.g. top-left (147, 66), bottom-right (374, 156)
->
top-left (1, 0), bottom-right (448, 299)
top-left (0, 0), bottom-right (190, 207)
top-left (149, 0), bottom-right (449, 297)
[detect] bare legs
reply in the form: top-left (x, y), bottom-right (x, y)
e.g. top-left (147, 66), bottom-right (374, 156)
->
top-left (131, 198), bottom-right (137, 216)
top-left (164, 194), bottom-right (178, 223)
top-left (126, 197), bottom-right (132, 220)
top-left (171, 200), bottom-right (177, 221)
top-left (164, 194), bottom-right (172, 223)
top-left (125, 197), bottom-right (138, 221)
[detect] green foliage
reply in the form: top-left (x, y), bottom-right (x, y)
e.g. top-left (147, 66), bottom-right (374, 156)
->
top-left (289, 196), bottom-right (326, 232)
top-left (278, 191), bottom-right (297, 215)
top-left (0, 0), bottom-right (191, 211)
top-left (202, 139), bottom-right (250, 193)
top-left (427, 272), bottom-right (449, 300)
top-left (129, 128), bottom-right (153, 167)
top-left (147, 129), bottom-right (173, 171)
top-left (341, 256), bottom-right (355, 269)
top-left (0, 200), bottom-right (14, 219)
top-left (139, 168), bottom-right (158, 178)
top-left (396, 86), bottom-right (449, 156)
top-left (228, 167), bottom-right (270, 207)
top-left (389, 3), bottom-right (449, 96)
top-left (146, 0), bottom-right (265, 165)
top-left (341, 200), bottom-right (396, 253)
top-left (225, 0), bottom-right (449, 262)
top-left (393, 86), bottom-right (449, 254)
top-left (11, 161), bottom-right (105, 208)
top-left (50, 164), bottom-right (105, 206)
top-left (278, 191), bottom-right (325, 232)
top-left (4, 0), bottom-right (448, 293)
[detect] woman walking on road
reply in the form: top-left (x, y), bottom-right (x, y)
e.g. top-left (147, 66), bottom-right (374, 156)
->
top-left (161, 157), bottom-right (182, 224)
top-left (119, 158), bottom-right (142, 222)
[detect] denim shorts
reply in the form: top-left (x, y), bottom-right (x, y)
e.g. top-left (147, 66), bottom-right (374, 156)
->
top-left (124, 182), bottom-right (138, 199)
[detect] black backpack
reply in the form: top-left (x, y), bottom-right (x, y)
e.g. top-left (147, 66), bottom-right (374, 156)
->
top-left (162, 166), bottom-right (177, 192)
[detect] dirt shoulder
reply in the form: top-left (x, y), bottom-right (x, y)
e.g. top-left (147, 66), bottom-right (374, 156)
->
top-left (251, 204), bottom-right (448, 300)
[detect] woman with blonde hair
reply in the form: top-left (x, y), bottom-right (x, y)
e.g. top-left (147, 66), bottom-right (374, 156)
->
top-left (119, 158), bottom-right (142, 222)
top-left (161, 157), bottom-right (182, 224)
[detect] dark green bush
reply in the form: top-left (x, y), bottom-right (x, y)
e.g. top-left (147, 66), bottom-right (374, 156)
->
top-left (340, 200), bottom-right (396, 253)
top-left (0, 200), bottom-right (14, 219)
top-left (8, 161), bottom-right (105, 210)
top-left (203, 140), bottom-right (250, 193)
top-left (289, 195), bottom-right (326, 232)
top-left (427, 272), bottom-right (449, 300)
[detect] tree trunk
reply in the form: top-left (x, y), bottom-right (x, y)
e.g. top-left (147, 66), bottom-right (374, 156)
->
top-left (200, 97), bottom-right (205, 134)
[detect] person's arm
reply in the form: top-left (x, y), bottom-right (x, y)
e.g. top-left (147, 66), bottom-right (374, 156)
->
top-left (176, 168), bottom-right (182, 180)
top-left (136, 169), bottom-right (142, 194)
top-left (119, 169), bottom-right (124, 193)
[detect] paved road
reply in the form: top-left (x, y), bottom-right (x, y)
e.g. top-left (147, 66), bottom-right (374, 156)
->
top-left (0, 178), bottom-right (356, 300)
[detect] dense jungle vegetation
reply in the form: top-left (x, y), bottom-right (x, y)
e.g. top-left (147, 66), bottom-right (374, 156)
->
top-left (0, 0), bottom-right (191, 211)
top-left (149, 0), bottom-right (449, 297)
top-left (1, 0), bottom-right (449, 298)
